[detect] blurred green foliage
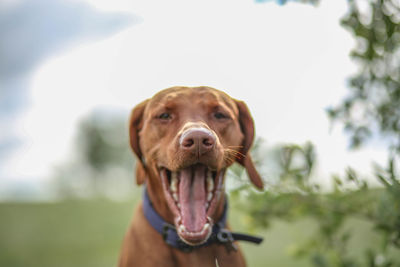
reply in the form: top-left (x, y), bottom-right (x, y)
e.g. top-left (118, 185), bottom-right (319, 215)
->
top-left (232, 143), bottom-right (400, 267)
top-left (77, 113), bottom-right (132, 173)
top-left (327, 0), bottom-right (400, 152)
top-left (236, 1), bottom-right (400, 266)
top-left (52, 111), bottom-right (134, 198)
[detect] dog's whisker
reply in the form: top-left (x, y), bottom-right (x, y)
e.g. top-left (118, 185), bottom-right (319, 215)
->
top-left (223, 150), bottom-right (242, 164)
top-left (224, 148), bottom-right (245, 159)
top-left (226, 145), bottom-right (243, 149)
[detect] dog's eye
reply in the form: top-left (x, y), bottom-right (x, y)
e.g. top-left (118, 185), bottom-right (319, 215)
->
top-left (213, 112), bottom-right (230, 120)
top-left (158, 112), bottom-right (171, 120)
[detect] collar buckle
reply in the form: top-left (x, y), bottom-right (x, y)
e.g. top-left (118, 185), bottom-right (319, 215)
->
top-left (217, 229), bottom-right (238, 252)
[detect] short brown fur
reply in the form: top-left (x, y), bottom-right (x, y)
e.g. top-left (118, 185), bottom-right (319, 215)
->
top-left (119, 86), bottom-right (262, 267)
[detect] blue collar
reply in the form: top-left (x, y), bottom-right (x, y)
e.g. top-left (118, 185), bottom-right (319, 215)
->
top-left (142, 189), bottom-right (264, 252)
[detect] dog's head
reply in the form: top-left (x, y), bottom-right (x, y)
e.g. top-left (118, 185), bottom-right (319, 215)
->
top-left (129, 86), bottom-right (263, 245)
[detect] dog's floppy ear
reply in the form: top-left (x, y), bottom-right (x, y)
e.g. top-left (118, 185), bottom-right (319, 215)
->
top-left (129, 99), bottom-right (149, 185)
top-left (235, 100), bottom-right (264, 190)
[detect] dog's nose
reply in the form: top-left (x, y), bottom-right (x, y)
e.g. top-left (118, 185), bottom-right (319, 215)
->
top-left (180, 128), bottom-right (216, 155)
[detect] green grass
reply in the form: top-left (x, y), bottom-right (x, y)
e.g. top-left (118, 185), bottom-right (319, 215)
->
top-left (0, 199), bottom-right (135, 267)
top-left (0, 197), bottom-right (386, 267)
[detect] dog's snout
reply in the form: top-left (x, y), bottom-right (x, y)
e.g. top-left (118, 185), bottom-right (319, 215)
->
top-left (180, 128), bottom-right (216, 155)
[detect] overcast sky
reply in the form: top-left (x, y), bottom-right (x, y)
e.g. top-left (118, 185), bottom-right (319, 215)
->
top-left (1, 0), bottom-right (389, 192)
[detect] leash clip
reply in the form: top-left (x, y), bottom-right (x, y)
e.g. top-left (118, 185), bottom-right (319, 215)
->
top-left (217, 229), bottom-right (238, 253)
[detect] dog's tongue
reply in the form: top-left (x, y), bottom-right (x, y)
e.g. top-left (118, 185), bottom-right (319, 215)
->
top-left (179, 164), bottom-right (207, 232)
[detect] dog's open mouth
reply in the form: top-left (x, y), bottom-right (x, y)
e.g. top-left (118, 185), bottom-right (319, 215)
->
top-left (159, 164), bottom-right (224, 245)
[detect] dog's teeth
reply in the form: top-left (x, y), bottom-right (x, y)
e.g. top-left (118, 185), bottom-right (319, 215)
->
top-left (205, 203), bottom-right (209, 209)
top-left (206, 172), bottom-right (214, 192)
top-left (170, 172), bottom-right (178, 192)
top-left (173, 193), bottom-right (179, 202)
top-left (177, 203), bottom-right (181, 209)
top-left (179, 225), bottom-right (186, 233)
top-left (203, 223), bottom-right (210, 231)
top-left (207, 192), bottom-right (213, 202)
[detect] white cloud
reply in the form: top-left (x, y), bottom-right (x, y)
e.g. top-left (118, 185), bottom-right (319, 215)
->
top-left (6, 0), bottom-right (388, 186)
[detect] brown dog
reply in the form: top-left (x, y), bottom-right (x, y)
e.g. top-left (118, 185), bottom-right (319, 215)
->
top-left (118, 86), bottom-right (263, 267)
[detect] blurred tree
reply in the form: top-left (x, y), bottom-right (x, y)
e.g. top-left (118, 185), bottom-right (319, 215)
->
top-left (234, 0), bottom-right (400, 266)
top-left (77, 112), bottom-right (132, 173)
top-left (261, 0), bottom-right (400, 155)
top-left (52, 111), bottom-right (135, 199)
top-left (327, 0), bottom-right (400, 153)
top-left (233, 142), bottom-right (400, 266)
